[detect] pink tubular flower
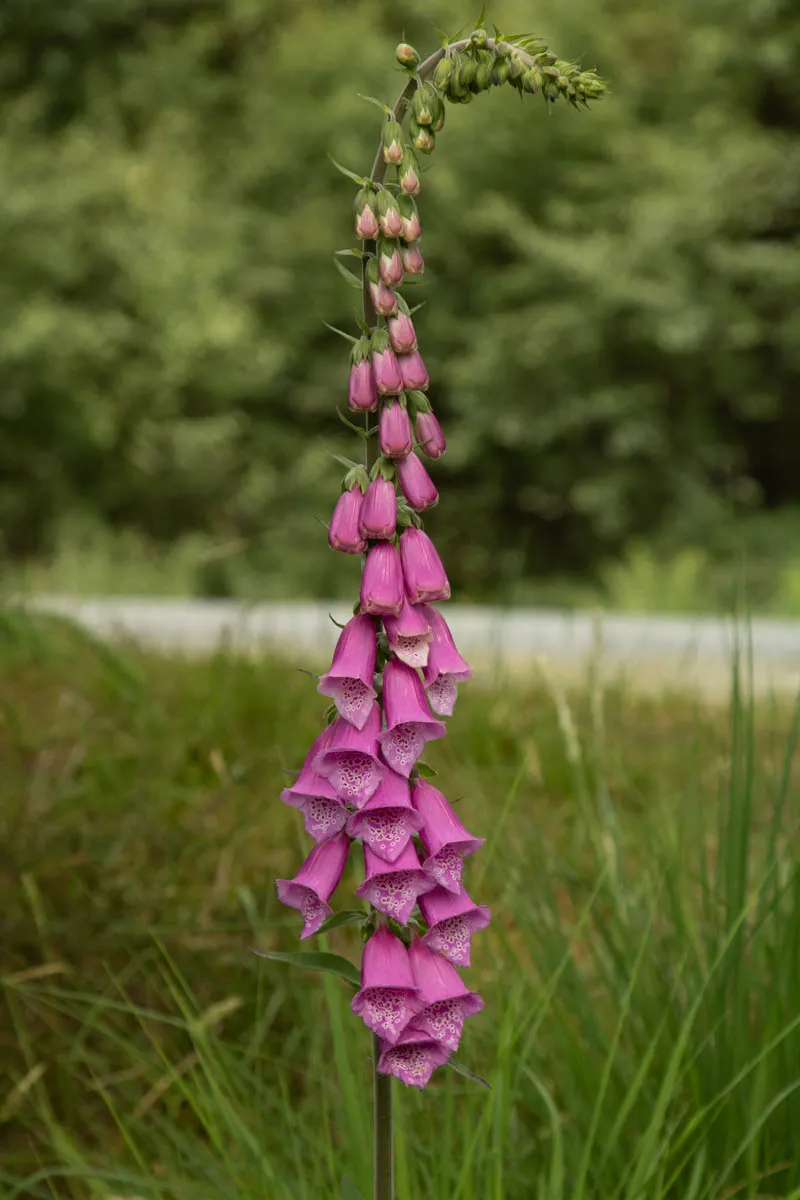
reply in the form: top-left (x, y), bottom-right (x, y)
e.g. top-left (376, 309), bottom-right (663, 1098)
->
top-left (419, 886), bottom-right (492, 967)
top-left (360, 476), bottom-right (397, 541)
top-left (371, 330), bottom-right (404, 396)
top-left (348, 337), bottom-right (378, 412)
top-left (360, 542), bottom-right (404, 617)
top-left (313, 706), bottom-right (386, 808)
top-left (280, 726), bottom-right (347, 842)
top-left (377, 658), bottom-right (446, 778)
top-left (399, 349), bottom-right (429, 392)
top-left (347, 770), bottom-right (424, 863)
top-left (406, 939), bottom-right (484, 1051)
top-left (400, 527), bottom-right (451, 604)
top-left (366, 258), bottom-right (398, 316)
top-left (400, 244), bottom-right (425, 276)
top-left (377, 1027), bottom-right (451, 1088)
top-left (379, 241), bottom-right (404, 287)
top-left (411, 777), bottom-right (484, 893)
top-left (387, 312), bottom-right (417, 354)
top-left (379, 401), bottom-right (413, 459)
top-left (276, 832), bottom-right (350, 939)
top-left (351, 927), bottom-right (424, 1042)
top-left (356, 841), bottom-right (436, 924)
top-left (329, 485), bottom-right (366, 554)
top-left (317, 613), bottom-right (377, 730)
top-left (415, 410), bottom-right (446, 459)
top-left (383, 596), bottom-right (432, 668)
top-left (397, 451), bottom-right (438, 511)
top-left (421, 605), bottom-right (472, 717)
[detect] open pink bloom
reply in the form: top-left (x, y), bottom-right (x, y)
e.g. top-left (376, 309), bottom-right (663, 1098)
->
top-left (347, 770), bottom-right (424, 863)
top-left (276, 832), bottom-right (350, 939)
top-left (400, 528), bottom-right (451, 604)
top-left (421, 606), bottom-right (472, 716)
top-left (379, 243), bottom-right (404, 287)
top-left (351, 927), bottom-right (424, 1042)
top-left (406, 940), bottom-right (484, 1051)
top-left (329, 485), bottom-right (366, 554)
top-left (399, 350), bottom-right (429, 392)
top-left (379, 402), bottom-right (413, 459)
top-left (373, 348), bottom-right (403, 396)
top-left (370, 278), bottom-right (398, 316)
top-left (387, 312), bottom-right (417, 354)
top-left (378, 658), bottom-right (446, 778)
top-left (348, 359), bottom-right (378, 412)
top-left (415, 410), bottom-right (446, 459)
top-left (397, 452), bottom-right (438, 511)
top-left (360, 476), bottom-right (397, 541)
top-left (313, 706), bottom-right (386, 808)
top-left (377, 1027), bottom-right (451, 1088)
top-left (280, 726), bottom-right (347, 842)
top-left (419, 886), bottom-right (491, 967)
top-left (400, 244), bottom-right (425, 276)
top-left (317, 614), bottom-right (377, 730)
top-left (383, 597), bottom-right (432, 668)
top-left (412, 777), bottom-right (484, 893)
top-left (356, 841), bottom-right (436, 924)
top-left (360, 542), bottom-right (404, 617)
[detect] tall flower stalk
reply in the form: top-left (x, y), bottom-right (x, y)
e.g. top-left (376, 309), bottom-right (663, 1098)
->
top-left (271, 23), bottom-right (605, 1199)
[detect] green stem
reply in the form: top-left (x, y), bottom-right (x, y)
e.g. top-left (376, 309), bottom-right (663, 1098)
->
top-left (373, 1034), bottom-right (394, 1200)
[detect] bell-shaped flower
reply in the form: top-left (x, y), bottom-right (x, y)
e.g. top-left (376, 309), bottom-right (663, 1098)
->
top-left (329, 484), bottom-right (366, 554)
top-left (317, 614), bottom-right (377, 730)
top-left (400, 528), bottom-right (451, 604)
top-left (383, 596), bottom-right (432, 668)
top-left (415, 410), bottom-right (446, 459)
top-left (379, 400), bottom-right (413, 459)
top-left (356, 840), bottom-right (436, 924)
top-left (351, 927), bottom-right (424, 1043)
top-left (313, 706), bottom-right (386, 808)
top-left (371, 329), bottom-right (403, 396)
top-left (276, 832), bottom-right (350, 939)
top-left (366, 258), bottom-right (398, 316)
top-left (387, 312), bottom-right (417, 355)
top-left (405, 939), bottom-right (484, 1051)
top-left (379, 239), bottom-right (404, 287)
top-left (347, 770), bottom-right (423, 863)
top-left (421, 605), bottom-right (472, 716)
top-left (411, 777), bottom-right (484, 893)
top-left (377, 1027), bottom-right (451, 1088)
top-left (397, 451), bottom-right (438, 511)
top-left (377, 658), bottom-right (446, 778)
top-left (419, 886), bottom-right (491, 967)
top-left (377, 190), bottom-right (405, 238)
top-left (360, 475), bottom-right (397, 541)
top-left (280, 726), bottom-right (348, 842)
top-left (399, 349), bottom-right (429, 392)
top-left (400, 244), bottom-right (425, 276)
top-left (360, 542), bottom-right (404, 618)
top-left (348, 336), bottom-right (378, 412)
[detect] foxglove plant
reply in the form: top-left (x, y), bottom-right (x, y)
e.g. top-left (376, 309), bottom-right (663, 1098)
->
top-left (265, 23), bottom-right (605, 1200)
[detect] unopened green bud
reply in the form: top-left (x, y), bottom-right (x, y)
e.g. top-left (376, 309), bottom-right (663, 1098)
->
top-left (491, 59), bottom-right (510, 85)
top-left (474, 62), bottom-right (492, 91)
top-left (430, 102), bottom-right (446, 132)
top-left (522, 69), bottom-right (539, 94)
top-left (409, 117), bottom-right (435, 154)
top-left (459, 56), bottom-right (477, 90)
top-left (470, 28), bottom-right (488, 48)
top-left (382, 120), bottom-right (404, 165)
top-left (557, 75), bottom-right (569, 93)
top-left (396, 42), bottom-right (420, 68)
top-left (412, 83), bottom-right (434, 125)
top-left (507, 53), bottom-right (525, 85)
top-left (432, 57), bottom-right (453, 92)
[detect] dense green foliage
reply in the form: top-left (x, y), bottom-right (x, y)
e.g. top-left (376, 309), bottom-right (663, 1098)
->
top-left (0, 0), bottom-right (798, 599)
top-left (2, 611), bottom-right (799, 1197)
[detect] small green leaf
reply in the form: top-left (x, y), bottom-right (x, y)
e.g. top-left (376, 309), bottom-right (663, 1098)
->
top-left (328, 612), bottom-right (347, 630)
top-left (318, 909), bottom-right (369, 934)
top-left (333, 258), bottom-right (363, 290)
top-left (447, 1058), bottom-right (491, 1089)
top-left (335, 248), bottom-right (368, 259)
top-left (323, 321), bottom-right (359, 344)
top-left (340, 1176), bottom-right (364, 1200)
top-left (415, 761), bottom-right (439, 779)
top-left (253, 949), bottom-right (360, 988)
top-left (337, 408), bottom-right (369, 440)
top-left (328, 155), bottom-right (370, 187)
top-left (356, 94), bottom-right (393, 115)
top-left (407, 301), bottom-right (427, 317)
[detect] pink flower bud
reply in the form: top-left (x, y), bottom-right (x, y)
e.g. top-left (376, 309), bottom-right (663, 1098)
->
top-left (353, 186), bottom-right (379, 241)
top-left (402, 208), bottom-right (422, 242)
top-left (383, 120), bottom-right (404, 165)
top-left (399, 349), bottom-right (429, 392)
top-left (397, 451), bottom-right (438, 511)
top-left (379, 241), bottom-right (404, 287)
top-left (361, 476), bottom-right (397, 540)
top-left (370, 280), bottom-right (398, 316)
top-left (360, 542), bottom-right (404, 617)
top-left (371, 329), bottom-right (403, 395)
top-left (387, 312), bottom-right (417, 354)
top-left (377, 191), bottom-right (405, 238)
top-left (400, 527), bottom-right (450, 603)
top-left (379, 401), bottom-right (413, 458)
top-left (399, 152), bottom-right (421, 196)
top-left (415, 409), bottom-right (446, 458)
top-left (329, 484), bottom-right (366, 554)
top-left (400, 244), bottom-right (425, 276)
top-left (348, 342), bottom-right (378, 412)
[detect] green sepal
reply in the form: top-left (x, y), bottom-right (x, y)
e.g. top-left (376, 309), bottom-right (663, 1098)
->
top-left (474, 62), bottom-right (492, 91)
top-left (341, 463), bottom-right (369, 493)
top-left (324, 702), bottom-right (338, 724)
top-left (432, 57), bottom-right (453, 91)
top-left (376, 189), bottom-right (401, 223)
top-left (459, 56), bottom-right (478, 89)
top-left (328, 155), bottom-right (370, 187)
top-left (353, 184), bottom-right (377, 214)
top-left (351, 334), bottom-right (372, 365)
top-left (414, 760), bottom-right (439, 779)
top-left (470, 27), bottom-right (488, 48)
top-left (383, 120), bottom-right (403, 152)
top-left (370, 455), bottom-right (397, 483)
top-left (407, 389), bottom-right (431, 419)
top-left (356, 94), bottom-right (393, 116)
top-left (253, 949), bottom-right (360, 989)
top-left (369, 326), bottom-right (391, 354)
top-left (365, 256), bottom-right (381, 287)
top-left (324, 321), bottom-right (359, 345)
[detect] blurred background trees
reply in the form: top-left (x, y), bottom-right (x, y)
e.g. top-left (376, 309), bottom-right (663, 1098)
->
top-left (1, 0), bottom-right (798, 606)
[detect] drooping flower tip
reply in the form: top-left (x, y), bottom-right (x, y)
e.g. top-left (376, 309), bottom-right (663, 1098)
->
top-left (419, 886), bottom-right (492, 967)
top-left (329, 484), bottom-right (366, 554)
top-left (377, 1029), bottom-right (451, 1088)
top-left (379, 399), bottom-right (413, 459)
top-left (348, 358), bottom-right (378, 413)
top-left (400, 527), bottom-right (451, 604)
top-left (371, 329), bottom-right (404, 396)
top-left (400, 244), bottom-right (425, 276)
top-left (397, 450), bottom-right (438, 512)
top-left (422, 605), bottom-right (472, 716)
top-left (387, 311), bottom-right (417, 354)
top-left (317, 613), bottom-right (377, 730)
top-left (276, 832), bottom-right (350, 939)
top-left (378, 657), bottom-right (446, 778)
top-left (360, 541), bottom-right (405, 619)
top-left (415, 409), bottom-right (446, 459)
top-left (399, 349), bottom-right (429, 392)
top-left (383, 596), bottom-right (432, 668)
top-left (412, 776), bottom-right (483, 891)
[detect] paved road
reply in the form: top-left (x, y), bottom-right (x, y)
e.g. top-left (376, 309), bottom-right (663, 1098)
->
top-left (23, 596), bottom-right (800, 698)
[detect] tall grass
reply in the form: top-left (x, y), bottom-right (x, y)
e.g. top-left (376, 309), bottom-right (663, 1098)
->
top-left (1, 609), bottom-right (799, 1198)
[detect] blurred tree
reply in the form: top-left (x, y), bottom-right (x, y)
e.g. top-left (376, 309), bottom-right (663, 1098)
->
top-left (0, 0), bottom-right (797, 597)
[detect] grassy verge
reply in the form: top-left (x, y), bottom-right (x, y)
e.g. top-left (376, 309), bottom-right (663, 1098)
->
top-left (1, 609), bottom-right (799, 1199)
